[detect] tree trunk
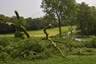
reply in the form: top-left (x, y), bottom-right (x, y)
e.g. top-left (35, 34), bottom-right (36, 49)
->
top-left (14, 10), bottom-right (30, 38)
top-left (58, 18), bottom-right (62, 36)
top-left (20, 26), bottom-right (30, 38)
top-left (10, 23), bottom-right (30, 38)
top-left (43, 25), bottom-right (65, 57)
top-left (43, 25), bottom-right (51, 39)
top-left (56, 11), bottom-right (62, 36)
top-left (57, 14), bottom-right (62, 36)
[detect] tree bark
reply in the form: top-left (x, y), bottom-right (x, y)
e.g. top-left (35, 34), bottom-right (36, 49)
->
top-left (14, 10), bottom-right (30, 38)
top-left (20, 26), bottom-right (30, 38)
top-left (43, 25), bottom-right (51, 39)
top-left (56, 11), bottom-right (62, 36)
top-left (43, 25), bottom-right (65, 57)
top-left (58, 18), bottom-right (62, 36)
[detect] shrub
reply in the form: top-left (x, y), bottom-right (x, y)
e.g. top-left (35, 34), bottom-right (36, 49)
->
top-left (71, 48), bottom-right (95, 55)
top-left (0, 52), bottom-right (10, 61)
top-left (28, 51), bottom-right (49, 60)
top-left (15, 31), bottom-right (25, 39)
top-left (8, 38), bottom-right (49, 59)
top-left (83, 36), bottom-right (96, 48)
top-left (10, 49), bottom-right (20, 58)
top-left (0, 37), bottom-right (10, 47)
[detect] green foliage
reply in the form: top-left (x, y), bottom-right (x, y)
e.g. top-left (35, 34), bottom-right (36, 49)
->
top-left (0, 37), bottom-right (10, 47)
top-left (0, 15), bottom-right (15, 34)
top-left (15, 31), bottom-right (25, 39)
top-left (71, 48), bottom-right (95, 55)
top-left (83, 36), bottom-right (96, 48)
top-left (26, 18), bottom-right (45, 30)
top-left (0, 35), bottom-right (96, 62)
top-left (0, 14), bottom-right (70, 34)
top-left (0, 52), bottom-right (10, 61)
top-left (0, 37), bottom-right (51, 61)
top-left (41, 0), bottom-right (77, 20)
top-left (41, 0), bottom-right (77, 35)
top-left (52, 35), bottom-right (96, 56)
top-left (77, 2), bottom-right (96, 35)
top-left (52, 35), bottom-right (84, 48)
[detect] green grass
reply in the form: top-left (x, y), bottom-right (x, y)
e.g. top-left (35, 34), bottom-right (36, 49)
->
top-left (2, 55), bottom-right (96, 64)
top-left (0, 26), bottom-right (75, 37)
top-left (28, 26), bottom-right (72, 37)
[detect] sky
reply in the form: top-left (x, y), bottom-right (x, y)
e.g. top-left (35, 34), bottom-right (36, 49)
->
top-left (0, 0), bottom-right (96, 18)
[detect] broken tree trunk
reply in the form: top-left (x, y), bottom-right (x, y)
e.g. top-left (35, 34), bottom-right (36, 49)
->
top-left (43, 25), bottom-right (65, 57)
top-left (14, 10), bottom-right (30, 38)
top-left (48, 38), bottom-right (65, 57)
top-left (20, 25), bottom-right (30, 38)
top-left (6, 22), bottom-right (30, 38)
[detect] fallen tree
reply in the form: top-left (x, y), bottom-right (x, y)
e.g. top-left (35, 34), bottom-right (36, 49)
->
top-left (43, 24), bottom-right (65, 57)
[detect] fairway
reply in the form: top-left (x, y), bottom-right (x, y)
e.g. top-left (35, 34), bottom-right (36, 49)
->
top-left (0, 26), bottom-right (75, 37)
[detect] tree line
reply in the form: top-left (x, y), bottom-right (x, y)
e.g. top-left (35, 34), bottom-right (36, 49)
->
top-left (0, 14), bottom-right (68, 34)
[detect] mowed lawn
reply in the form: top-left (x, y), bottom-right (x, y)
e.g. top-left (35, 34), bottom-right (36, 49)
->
top-left (0, 26), bottom-right (75, 37)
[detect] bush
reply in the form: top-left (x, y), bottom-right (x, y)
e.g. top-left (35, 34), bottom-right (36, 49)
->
top-left (10, 49), bottom-right (20, 58)
top-left (28, 51), bottom-right (49, 60)
top-left (8, 38), bottom-right (50, 59)
top-left (83, 36), bottom-right (96, 48)
top-left (71, 48), bottom-right (95, 55)
top-left (0, 37), bottom-right (51, 60)
top-left (53, 36), bottom-right (84, 48)
top-left (15, 31), bottom-right (25, 39)
top-left (0, 37), bottom-right (10, 47)
top-left (0, 52), bottom-right (10, 61)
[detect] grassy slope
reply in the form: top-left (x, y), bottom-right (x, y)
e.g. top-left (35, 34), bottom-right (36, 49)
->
top-left (0, 26), bottom-right (73, 37)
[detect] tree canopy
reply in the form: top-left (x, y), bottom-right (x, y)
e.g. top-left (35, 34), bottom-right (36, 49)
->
top-left (77, 2), bottom-right (96, 35)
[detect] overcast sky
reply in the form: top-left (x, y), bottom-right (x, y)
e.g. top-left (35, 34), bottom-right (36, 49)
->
top-left (0, 0), bottom-right (96, 18)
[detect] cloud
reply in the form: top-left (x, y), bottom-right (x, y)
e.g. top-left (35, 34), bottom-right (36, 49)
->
top-left (0, 0), bottom-right (44, 18)
top-left (0, 0), bottom-right (96, 18)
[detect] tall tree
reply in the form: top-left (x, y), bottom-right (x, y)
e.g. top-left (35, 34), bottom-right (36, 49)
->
top-left (41, 0), bottom-right (77, 36)
top-left (77, 2), bottom-right (96, 36)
